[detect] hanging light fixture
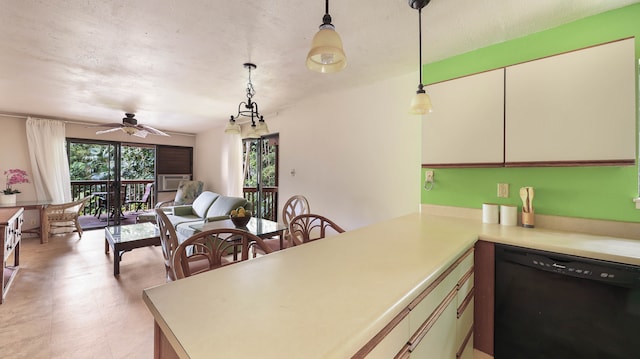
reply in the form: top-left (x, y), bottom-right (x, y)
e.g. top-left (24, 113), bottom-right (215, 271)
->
top-left (306, 0), bottom-right (346, 73)
top-left (408, 0), bottom-right (433, 115)
top-left (225, 63), bottom-right (269, 138)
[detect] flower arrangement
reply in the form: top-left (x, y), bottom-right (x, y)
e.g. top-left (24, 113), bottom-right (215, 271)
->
top-left (4, 169), bottom-right (29, 195)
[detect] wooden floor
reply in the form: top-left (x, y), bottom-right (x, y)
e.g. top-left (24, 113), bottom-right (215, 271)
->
top-left (0, 229), bottom-right (166, 359)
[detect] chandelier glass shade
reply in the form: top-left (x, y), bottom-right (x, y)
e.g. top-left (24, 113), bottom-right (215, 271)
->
top-left (225, 63), bottom-right (269, 138)
top-left (306, 0), bottom-right (346, 73)
top-left (408, 0), bottom-right (432, 115)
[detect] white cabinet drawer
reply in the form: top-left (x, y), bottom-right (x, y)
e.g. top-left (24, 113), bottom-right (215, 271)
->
top-left (367, 315), bottom-right (410, 359)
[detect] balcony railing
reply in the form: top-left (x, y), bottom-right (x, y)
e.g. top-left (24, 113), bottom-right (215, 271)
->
top-left (71, 180), bottom-right (155, 216)
top-left (242, 187), bottom-right (278, 222)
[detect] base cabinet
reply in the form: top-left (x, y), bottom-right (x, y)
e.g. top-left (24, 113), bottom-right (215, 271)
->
top-left (1, 207), bottom-right (23, 304)
top-left (354, 247), bottom-right (474, 358)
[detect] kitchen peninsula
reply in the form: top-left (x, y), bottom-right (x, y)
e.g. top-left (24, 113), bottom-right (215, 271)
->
top-left (143, 210), bottom-right (640, 358)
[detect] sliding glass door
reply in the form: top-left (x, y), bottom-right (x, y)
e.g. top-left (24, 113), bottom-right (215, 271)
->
top-left (67, 139), bottom-right (156, 229)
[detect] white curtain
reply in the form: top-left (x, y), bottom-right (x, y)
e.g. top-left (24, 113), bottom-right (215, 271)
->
top-left (26, 118), bottom-right (72, 203)
top-left (223, 132), bottom-right (243, 197)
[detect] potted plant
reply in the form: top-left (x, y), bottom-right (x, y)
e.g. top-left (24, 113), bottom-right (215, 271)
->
top-left (1, 169), bottom-right (29, 205)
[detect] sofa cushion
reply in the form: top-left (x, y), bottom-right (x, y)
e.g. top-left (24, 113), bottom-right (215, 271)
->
top-left (175, 221), bottom-right (202, 242)
top-left (190, 191), bottom-right (220, 218)
top-left (205, 196), bottom-right (248, 218)
top-left (174, 180), bottom-right (204, 205)
top-left (166, 214), bottom-right (203, 229)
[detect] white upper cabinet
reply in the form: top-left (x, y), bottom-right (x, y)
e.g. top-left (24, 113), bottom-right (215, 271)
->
top-left (505, 38), bottom-right (636, 165)
top-left (422, 69), bottom-right (505, 167)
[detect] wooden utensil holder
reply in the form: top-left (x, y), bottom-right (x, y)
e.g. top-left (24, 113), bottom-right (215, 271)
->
top-left (522, 210), bottom-right (535, 228)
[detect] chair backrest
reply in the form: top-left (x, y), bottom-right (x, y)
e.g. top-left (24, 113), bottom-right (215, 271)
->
top-left (288, 214), bottom-right (345, 246)
top-left (46, 197), bottom-right (90, 220)
top-left (156, 208), bottom-right (180, 282)
top-left (281, 195), bottom-right (310, 246)
top-left (172, 228), bottom-right (273, 280)
top-left (141, 182), bottom-right (153, 202)
top-left (282, 195), bottom-right (310, 228)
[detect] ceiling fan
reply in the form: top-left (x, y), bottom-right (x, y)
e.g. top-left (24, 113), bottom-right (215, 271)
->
top-left (94, 113), bottom-right (170, 138)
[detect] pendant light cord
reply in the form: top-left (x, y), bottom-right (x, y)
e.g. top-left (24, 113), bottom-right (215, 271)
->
top-left (325, 0), bottom-right (329, 15)
top-left (418, 7), bottom-right (423, 86)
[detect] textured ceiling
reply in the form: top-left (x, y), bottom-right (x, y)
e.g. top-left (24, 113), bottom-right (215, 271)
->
top-left (0, 0), bottom-right (637, 135)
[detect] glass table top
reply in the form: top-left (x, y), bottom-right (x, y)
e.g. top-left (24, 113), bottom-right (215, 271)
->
top-left (189, 217), bottom-right (286, 238)
top-left (105, 222), bottom-right (160, 243)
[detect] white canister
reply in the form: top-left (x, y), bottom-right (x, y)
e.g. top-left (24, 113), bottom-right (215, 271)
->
top-left (500, 205), bottom-right (518, 226)
top-left (482, 203), bottom-right (499, 224)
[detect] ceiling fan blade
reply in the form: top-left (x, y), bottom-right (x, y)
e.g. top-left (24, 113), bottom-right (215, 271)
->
top-left (138, 124), bottom-right (170, 137)
top-left (89, 122), bottom-right (123, 128)
top-left (96, 127), bottom-right (124, 135)
top-left (132, 129), bottom-right (149, 138)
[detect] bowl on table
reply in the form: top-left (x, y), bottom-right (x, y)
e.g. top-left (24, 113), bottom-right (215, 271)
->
top-left (230, 213), bottom-right (251, 228)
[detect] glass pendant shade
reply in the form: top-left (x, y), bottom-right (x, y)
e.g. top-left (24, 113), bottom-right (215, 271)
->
top-left (255, 118), bottom-right (269, 136)
top-left (245, 125), bottom-right (260, 139)
top-left (306, 25), bottom-right (347, 73)
top-left (224, 118), bottom-right (241, 134)
top-left (409, 90), bottom-right (433, 115)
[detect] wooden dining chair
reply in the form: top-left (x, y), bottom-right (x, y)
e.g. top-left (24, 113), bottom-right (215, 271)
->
top-left (172, 228), bottom-right (273, 280)
top-left (155, 209), bottom-right (181, 282)
top-left (288, 213), bottom-right (345, 246)
top-left (261, 195), bottom-right (310, 252)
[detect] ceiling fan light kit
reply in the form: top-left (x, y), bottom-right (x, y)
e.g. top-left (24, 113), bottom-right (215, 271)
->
top-left (94, 113), bottom-right (170, 138)
top-left (306, 0), bottom-right (346, 73)
top-left (408, 0), bottom-right (433, 115)
top-left (225, 63), bottom-right (269, 139)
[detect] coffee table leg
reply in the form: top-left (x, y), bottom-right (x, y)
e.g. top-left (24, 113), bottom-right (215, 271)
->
top-left (113, 247), bottom-right (120, 276)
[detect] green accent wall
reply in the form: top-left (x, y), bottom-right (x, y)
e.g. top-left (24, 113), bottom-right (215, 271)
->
top-left (421, 4), bottom-right (640, 222)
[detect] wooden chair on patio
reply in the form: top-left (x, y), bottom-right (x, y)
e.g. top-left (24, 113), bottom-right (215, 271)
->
top-left (126, 183), bottom-right (153, 212)
top-left (42, 197), bottom-right (91, 239)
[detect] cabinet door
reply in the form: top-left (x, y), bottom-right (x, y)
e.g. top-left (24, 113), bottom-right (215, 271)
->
top-left (505, 38), bottom-right (636, 165)
top-left (422, 69), bottom-right (505, 167)
top-left (409, 298), bottom-right (457, 358)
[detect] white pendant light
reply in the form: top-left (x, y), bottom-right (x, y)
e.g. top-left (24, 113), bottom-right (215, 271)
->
top-left (306, 0), bottom-right (346, 73)
top-left (408, 0), bottom-right (433, 115)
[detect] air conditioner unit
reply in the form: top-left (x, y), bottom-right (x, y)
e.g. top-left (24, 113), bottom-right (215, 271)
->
top-left (157, 174), bottom-right (191, 191)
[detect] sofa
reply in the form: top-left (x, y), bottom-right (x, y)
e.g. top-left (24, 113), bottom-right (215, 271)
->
top-left (158, 191), bottom-right (251, 242)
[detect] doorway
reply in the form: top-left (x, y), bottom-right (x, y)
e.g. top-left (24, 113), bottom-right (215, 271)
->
top-left (243, 134), bottom-right (279, 221)
top-left (67, 139), bottom-right (156, 229)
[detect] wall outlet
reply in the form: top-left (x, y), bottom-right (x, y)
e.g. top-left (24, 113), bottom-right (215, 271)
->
top-left (498, 183), bottom-right (509, 198)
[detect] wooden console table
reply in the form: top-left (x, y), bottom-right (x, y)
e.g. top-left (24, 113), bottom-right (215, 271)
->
top-left (0, 201), bottom-right (50, 243)
top-left (1, 207), bottom-right (24, 304)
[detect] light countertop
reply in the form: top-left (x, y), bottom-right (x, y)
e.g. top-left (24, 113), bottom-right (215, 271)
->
top-left (143, 212), bottom-right (640, 358)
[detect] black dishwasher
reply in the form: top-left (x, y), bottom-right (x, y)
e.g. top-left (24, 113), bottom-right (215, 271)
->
top-left (494, 243), bottom-right (640, 359)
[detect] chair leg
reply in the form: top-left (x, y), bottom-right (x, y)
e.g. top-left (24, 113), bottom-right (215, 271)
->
top-left (75, 219), bottom-right (83, 238)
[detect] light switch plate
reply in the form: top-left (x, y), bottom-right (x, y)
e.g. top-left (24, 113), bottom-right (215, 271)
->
top-left (498, 183), bottom-right (509, 198)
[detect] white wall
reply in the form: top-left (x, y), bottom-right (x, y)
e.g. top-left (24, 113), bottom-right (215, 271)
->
top-left (194, 71), bottom-right (422, 230)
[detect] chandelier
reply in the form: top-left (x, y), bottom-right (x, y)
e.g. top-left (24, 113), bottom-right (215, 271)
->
top-left (225, 63), bottom-right (269, 138)
top-left (408, 0), bottom-right (433, 115)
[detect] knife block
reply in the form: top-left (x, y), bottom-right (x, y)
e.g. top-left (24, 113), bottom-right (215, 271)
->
top-left (522, 210), bottom-right (535, 228)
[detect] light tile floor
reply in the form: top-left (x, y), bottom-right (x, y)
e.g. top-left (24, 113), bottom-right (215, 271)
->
top-left (0, 229), bottom-right (166, 359)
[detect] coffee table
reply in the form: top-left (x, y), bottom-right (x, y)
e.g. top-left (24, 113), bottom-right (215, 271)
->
top-left (104, 222), bottom-right (160, 276)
